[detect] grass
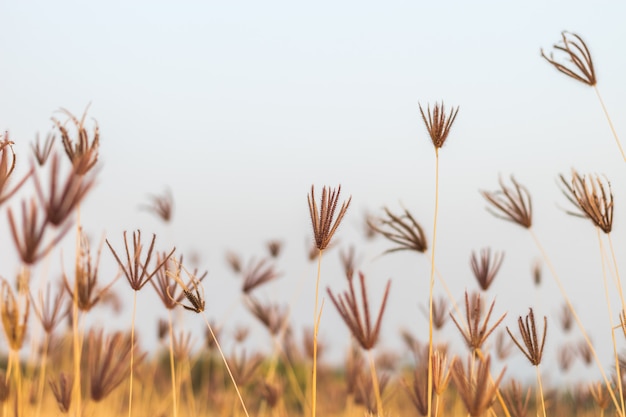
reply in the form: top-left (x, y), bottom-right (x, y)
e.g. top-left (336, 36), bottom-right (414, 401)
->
top-left (0, 30), bottom-right (624, 417)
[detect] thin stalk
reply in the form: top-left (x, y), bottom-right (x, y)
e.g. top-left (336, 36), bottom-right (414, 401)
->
top-left (34, 332), bottom-right (50, 417)
top-left (312, 249), bottom-right (323, 417)
top-left (12, 350), bottom-right (23, 417)
top-left (201, 313), bottom-right (250, 417)
top-left (530, 228), bottom-right (622, 415)
top-left (434, 393), bottom-right (441, 417)
top-left (535, 366), bottom-right (546, 417)
top-left (607, 234), bottom-right (626, 316)
top-left (128, 290), bottom-right (137, 417)
top-left (597, 230), bottom-right (625, 416)
top-left (168, 310), bottom-right (178, 417)
top-left (72, 208), bottom-right (82, 417)
top-left (594, 86), bottom-right (625, 162)
top-left (367, 350), bottom-right (383, 417)
top-left (427, 149), bottom-right (440, 417)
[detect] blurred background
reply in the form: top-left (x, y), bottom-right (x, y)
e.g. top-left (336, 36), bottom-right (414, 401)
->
top-left (1, 0), bottom-right (625, 387)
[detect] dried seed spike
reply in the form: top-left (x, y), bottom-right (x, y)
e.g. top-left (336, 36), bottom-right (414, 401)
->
top-left (506, 308), bottom-right (547, 366)
top-left (0, 278), bottom-right (29, 351)
top-left (541, 31), bottom-right (596, 86)
top-left (559, 169), bottom-right (613, 234)
top-left (87, 329), bottom-right (143, 402)
top-left (451, 354), bottom-right (505, 417)
top-left (31, 282), bottom-right (68, 334)
top-left (470, 247), bottom-right (505, 291)
top-left (140, 188), bottom-right (174, 223)
top-left (327, 271), bottom-right (391, 350)
top-left (52, 106), bottom-right (100, 174)
top-left (450, 291), bottom-right (506, 352)
top-left (240, 258), bottom-right (281, 294)
top-left (502, 380), bottom-right (532, 417)
top-left (368, 206), bottom-right (428, 254)
top-left (31, 132), bottom-right (56, 166)
top-left (166, 261), bottom-right (207, 313)
top-left (106, 230), bottom-right (175, 291)
top-left (0, 136), bottom-right (34, 207)
top-left (402, 366), bottom-right (429, 416)
top-left (245, 296), bottom-right (288, 336)
top-left (419, 102), bottom-right (460, 149)
top-left (8, 197), bottom-right (73, 265)
top-left (308, 185), bottom-right (351, 251)
top-left (49, 372), bottom-right (72, 412)
top-left (481, 175), bottom-right (533, 229)
top-left (33, 153), bottom-right (96, 227)
top-left (63, 230), bottom-right (116, 312)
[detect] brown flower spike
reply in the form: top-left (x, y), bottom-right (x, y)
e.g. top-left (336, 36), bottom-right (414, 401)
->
top-left (470, 247), bottom-right (505, 291)
top-left (481, 176), bottom-right (533, 229)
top-left (368, 206), bottom-right (427, 254)
top-left (450, 291), bottom-right (506, 353)
top-left (52, 107), bottom-right (100, 174)
top-left (541, 31), bottom-right (596, 87)
top-left (451, 355), bottom-right (505, 417)
top-left (419, 102), bottom-right (459, 150)
top-left (327, 271), bottom-right (391, 350)
top-left (559, 170), bottom-right (613, 234)
top-left (507, 308), bottom-right (547, 366)
top-left (308, 185), bottom-right (351, 251)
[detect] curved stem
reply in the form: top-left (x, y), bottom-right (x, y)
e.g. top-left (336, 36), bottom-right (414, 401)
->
top-left (597, 230), bottom-right (625, 416)
top-left (168, 310), bottom-right (178, 417)
top-left (530, 228), bottom-right (622, 416)
top-left (594, 86), bottom-right (625, 162)
top-left (202, 313), bottom-right (250, 417)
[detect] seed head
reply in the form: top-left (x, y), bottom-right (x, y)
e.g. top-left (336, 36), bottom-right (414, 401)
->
top-left (368, 206), bottom-right (427, 254)
top-left (506, 308), bottom-right (547, 366)
top-left (327, 271), bottom-right (391, 351)
top-left (470, 248), bottom-right (505, 291)
top-left (481, 176), bottom-right (532, 229)
top-left (541, 31), bottom-right (596, 87)
top-left (559, 170), bottom-right (613, 234)
top-left (419, 102), bottom-right (459, 150)
top-left (307, 185), bottom-right (351, 252)
top-left (450, 291), bottom-right (506, 353)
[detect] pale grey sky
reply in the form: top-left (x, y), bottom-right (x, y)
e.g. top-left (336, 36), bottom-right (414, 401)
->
top-left (1, 1), bottom-right (626, 385)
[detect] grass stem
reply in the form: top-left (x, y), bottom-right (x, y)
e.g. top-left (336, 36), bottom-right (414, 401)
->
top-left (530, 228), bottom-right (622, 416)
top-left (312, 249), bottom-right (323, 417)
top-left (594, 85), bottom-right (625, 162)
top-left (427, 149), bottom-right (440, 417)
top-left (202, 313), bottom-right (250, 417)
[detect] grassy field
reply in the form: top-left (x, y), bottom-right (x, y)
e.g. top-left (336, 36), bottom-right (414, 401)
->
top-left (0, 31), bottom-right (624, 417)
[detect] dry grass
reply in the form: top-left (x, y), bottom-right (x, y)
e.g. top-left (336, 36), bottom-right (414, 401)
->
top-left (0, 31), bottom-right (623, 417)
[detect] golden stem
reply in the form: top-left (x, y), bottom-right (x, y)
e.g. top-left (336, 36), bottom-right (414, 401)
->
top-left (594, 85), bottom-right (625, 162)
top-left (597, 230), bottom-right (625, 416)
top-left (202, 313), bottom-right (250, 417)
top-left (168, 310), bottom-right (178, 417)
top-left (128, 290), bottom-right (137, 417)
top-left (367, 350), bottom-right (383, 417)
top-left (427, 149), bottom-right (440, 417)
top-left (34, 332), bottom-right (49, 417)
top-left (535, 366), bottom-right (546, 417)
top-left (312, 249), bottom-right (323, 417)
top-left (530, 228), bottom-right (622, 416)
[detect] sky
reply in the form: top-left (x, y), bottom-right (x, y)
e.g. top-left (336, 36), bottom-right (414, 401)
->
top-left (1, 1), bottom-right (626, 386)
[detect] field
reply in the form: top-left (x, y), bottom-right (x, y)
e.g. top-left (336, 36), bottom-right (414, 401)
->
top-left (2, 5), bottom-right (626, 417)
